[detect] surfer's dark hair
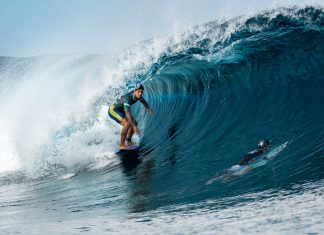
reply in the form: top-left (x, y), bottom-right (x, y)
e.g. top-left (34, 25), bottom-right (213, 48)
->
top-left (135, 84), bottom-right (144, 91)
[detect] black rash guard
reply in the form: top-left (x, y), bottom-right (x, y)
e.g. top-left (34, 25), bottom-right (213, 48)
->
top-left (237, 149), bottom-right (265, 166)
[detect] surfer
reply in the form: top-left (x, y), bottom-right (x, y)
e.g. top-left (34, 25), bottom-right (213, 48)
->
top-left (207, 139), bottom-right (272, 184)
top-left (236, 139), bottom-right (271, 166)
top-left (108, 85), bottom-right (154, 149)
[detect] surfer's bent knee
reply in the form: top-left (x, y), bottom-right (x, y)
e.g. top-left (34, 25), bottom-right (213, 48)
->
top-left (121, 118), bottom-right (130, 127)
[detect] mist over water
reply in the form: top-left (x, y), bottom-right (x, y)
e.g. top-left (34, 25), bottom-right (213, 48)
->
top-left (0, 5), bottom-right (324, 234)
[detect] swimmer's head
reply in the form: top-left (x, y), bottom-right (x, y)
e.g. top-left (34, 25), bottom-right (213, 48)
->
top-left (258, 139), bottom-right (271, 151)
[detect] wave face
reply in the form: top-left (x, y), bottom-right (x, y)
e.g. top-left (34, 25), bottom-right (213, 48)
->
top-left (138, 6), bottom-right (324, 202)
top-left (0, 6), bottom-right (324, 234)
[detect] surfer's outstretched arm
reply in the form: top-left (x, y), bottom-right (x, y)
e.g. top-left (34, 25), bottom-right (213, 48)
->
top-left (140, 98), bottom-right (154, 115)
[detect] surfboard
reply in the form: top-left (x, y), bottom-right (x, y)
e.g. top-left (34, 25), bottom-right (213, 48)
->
top-left (115, 145), bottom-right (141, 166)
top-left (115, 145), bottom-right (140, 156)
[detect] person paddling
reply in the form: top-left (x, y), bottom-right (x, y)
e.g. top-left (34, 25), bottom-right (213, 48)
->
top-left (236, 139), bottom-right (271, 166)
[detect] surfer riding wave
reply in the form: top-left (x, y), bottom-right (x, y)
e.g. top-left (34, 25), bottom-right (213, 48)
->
top-left (108, 85), bottom-right (154, 149)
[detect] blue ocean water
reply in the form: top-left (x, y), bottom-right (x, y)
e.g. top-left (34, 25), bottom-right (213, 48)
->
top-left (0, 6), bottom-right (324, 234)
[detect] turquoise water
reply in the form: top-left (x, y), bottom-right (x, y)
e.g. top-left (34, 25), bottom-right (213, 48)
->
top-left (0, 6), bottom-right (324, 234)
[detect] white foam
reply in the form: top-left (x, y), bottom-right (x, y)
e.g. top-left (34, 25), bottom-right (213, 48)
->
top-left (58, 172), bottom-right (78, 180)
top-left (0, 126), bottom-right (21, 173)
top-left (0, 56), bottom-right (123, 175)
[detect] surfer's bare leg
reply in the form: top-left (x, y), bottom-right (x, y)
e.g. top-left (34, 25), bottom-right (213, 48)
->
top-left (126, 120), bottom-right (137, 146)
top-left (120, 119), bottom-right (131, 149)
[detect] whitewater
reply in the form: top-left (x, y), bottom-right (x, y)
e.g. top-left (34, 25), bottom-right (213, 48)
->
top-left (0, 6), bottom-right (324, 234)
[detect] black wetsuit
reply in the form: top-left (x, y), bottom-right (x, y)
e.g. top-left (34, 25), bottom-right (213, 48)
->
top-left (237, 149), bottom-right (265, 166)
